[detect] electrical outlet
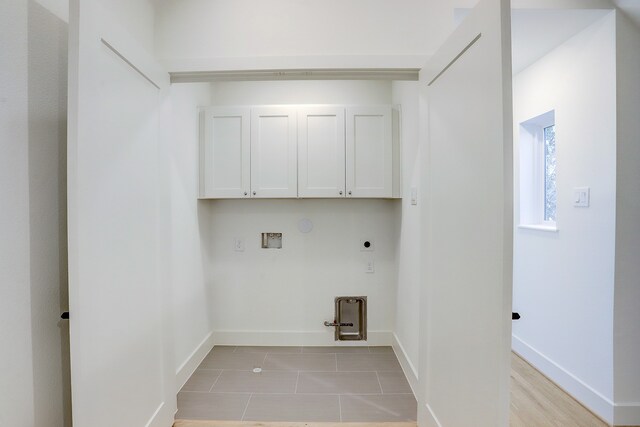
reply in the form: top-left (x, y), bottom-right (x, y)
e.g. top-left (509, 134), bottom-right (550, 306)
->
top-left (366, 260), bottom-right (375, 273)
top-left (360, 238), bottom-right (374, 252)
top-left (234, 238), bottom-right (244, 252)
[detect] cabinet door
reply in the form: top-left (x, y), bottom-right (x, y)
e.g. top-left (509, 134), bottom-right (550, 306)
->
top-left (251, 107), bottom-right (298, 198)
top-left (298, 107), bottom-right (346, 198)
top-left (346, 106), bottom-right (392, 198)
top-left (201, 107), bottom-right (250, 198)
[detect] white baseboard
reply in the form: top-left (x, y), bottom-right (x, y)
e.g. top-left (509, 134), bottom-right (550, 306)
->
top-left (392, 333), bottom-right (419, 397)
top-left (512, 334), bottom-right (614, 424)
top-left (614, 402), bottom-right (640, 426)
top-left (145, 400), bottom-right (178, 427)
top-left (175, 332), bottom-right (215, 392)
top-left (420, 403), bottom-right (442, 427)
top-left (211, 330), bottom-right (393, 346)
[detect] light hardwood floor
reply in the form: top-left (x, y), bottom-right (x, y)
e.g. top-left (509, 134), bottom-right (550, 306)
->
top-left (510, 352), bottom-right (608, 427)
top-left (174, 423), bottom-right (416, 427)
top-left (174, 352), bottom-right (614, 427)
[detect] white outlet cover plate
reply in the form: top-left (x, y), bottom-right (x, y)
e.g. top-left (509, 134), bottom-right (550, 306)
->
top-left (366, 260), bottom-right (375, 273)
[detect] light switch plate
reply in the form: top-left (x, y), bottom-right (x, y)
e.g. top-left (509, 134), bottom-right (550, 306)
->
top-left (410, 187), bottom-right (418, 205)
top-left (574, 187), bottom-right (590, 207)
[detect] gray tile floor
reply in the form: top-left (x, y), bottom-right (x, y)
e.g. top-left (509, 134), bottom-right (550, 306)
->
top-left (176, 346), bottom-right (417, 422)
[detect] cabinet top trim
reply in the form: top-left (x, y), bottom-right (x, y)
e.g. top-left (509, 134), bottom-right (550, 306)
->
top-left (202, 104), bottom-right (398, 110)
top-left (171, 68), bottom-right (419, 84)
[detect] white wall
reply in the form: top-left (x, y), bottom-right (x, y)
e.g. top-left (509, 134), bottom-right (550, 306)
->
top-left (613, 10), bottom-right (640, 426)
top-left (97, 0), bottom-right (155, 53)
top-left (417, 1), bottom-right (514, 424)
top-left (208, 199), bottom-right (398, 345)
top-left (155, 0), bottom-right (429, 70)
top-left (165, 83), bottom-right (217, 388)
top-left (1, 2), bottom-right (70, 426)
top-left (204, 80), bottom-right (399, 345)
top-left (27, 1), bottom-right (71, 426)
top-left (0, 1), bottom-right (35, 425)
top-left (209, 80), bottom-right (392, 106)
top-left (426, 0), bottom-right (479, 54)
top-left (67, 0), bottom-right (178, 424)
top-left (391, 81), bottom-right (421, 391)
top-left (512, 12), bottom-right (617, 422)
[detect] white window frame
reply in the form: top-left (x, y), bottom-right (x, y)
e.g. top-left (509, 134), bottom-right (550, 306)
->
top-left (518, 110), bottom-right (557, 231)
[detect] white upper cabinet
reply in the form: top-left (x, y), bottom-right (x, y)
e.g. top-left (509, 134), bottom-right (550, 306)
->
top-left (250, 107), bottom-right (298, 198)
top-left (200, 107), bottom-right (251, 198)
top-left (200, 104), bottom-right (397, 199)
top-left (346, 106), bottom-right (393, 198)
top-left (298, 107), bottom-right (346, 198)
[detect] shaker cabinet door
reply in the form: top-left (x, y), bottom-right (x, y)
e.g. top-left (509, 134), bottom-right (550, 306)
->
top-left (298, 106), bottom-right (346, 198)
top-left (200, 107), bottom-right (250, 198)
top-left (250, 107), bottom-right (298, 198)
top-left (346, 106), bottom-right (392, 198)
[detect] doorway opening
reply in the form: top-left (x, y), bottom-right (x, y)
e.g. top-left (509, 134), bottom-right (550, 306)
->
top-left (510, 7), bottom-right (615, 426)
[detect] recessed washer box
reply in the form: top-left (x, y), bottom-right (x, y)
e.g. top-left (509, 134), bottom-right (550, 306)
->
top-left (261, 232), bottom-right (282, 249)
top-left (360, 238), bottom-right (374, 251)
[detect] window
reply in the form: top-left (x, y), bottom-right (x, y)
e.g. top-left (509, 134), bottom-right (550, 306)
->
top-left (543, 124), bottom-right (556, 222)
top-left (518, 110), bottom-right (557, 230)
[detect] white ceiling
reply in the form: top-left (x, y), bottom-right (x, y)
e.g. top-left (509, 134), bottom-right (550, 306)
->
top-left (612, 0), bottom-right (640, 28)
top-left (455, 6), bottom-right (613, 74)
top-left (510, 8), bottom-right (611, 74)
top-left (34, 0), bottom-right (640, 76)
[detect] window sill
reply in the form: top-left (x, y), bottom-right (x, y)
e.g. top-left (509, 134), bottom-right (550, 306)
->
top-left (518, 224), bottom-right (558, 232)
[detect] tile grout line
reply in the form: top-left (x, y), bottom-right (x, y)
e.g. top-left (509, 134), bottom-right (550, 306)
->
top-left (240, 393), bottom-right (253, 421)
top-left (180, 391), bottom-right (260, 396)
top-left (181, 347), bottom-right (415, 421)
top-left (375, 371), bottom-right (384, 394)
top-left (208, 369), bottom-right (223, 392)
top-left (179, 390), bottom-right (415, 395)
top-left (260, 352), bottom-right (268, 368)
top-left (200, 368), bottom-right (382, 373)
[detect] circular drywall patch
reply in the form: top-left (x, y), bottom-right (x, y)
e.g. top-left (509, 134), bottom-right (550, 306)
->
top-left (298, 218), bottom-right (313, 233)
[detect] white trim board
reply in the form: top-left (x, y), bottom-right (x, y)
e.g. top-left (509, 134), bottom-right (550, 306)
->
top-left (211, 330), bottom-right (393, 347)
top-left (175, 332), bottom-right (215, 393)
top-left (512, 334), bottom-right (614, 424)
top-left (614, 402), bottom-right (640, 426)
top-left (424, 404), bottom-right (444, 427)
top-left (144, 402), bottom-right (168, 427)
top-left (171, 69), bottom-right (419, 84)
top-left (162, 55), bottom-right (429, 75)
top-left (392, 333), bottom-right (419, 397)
